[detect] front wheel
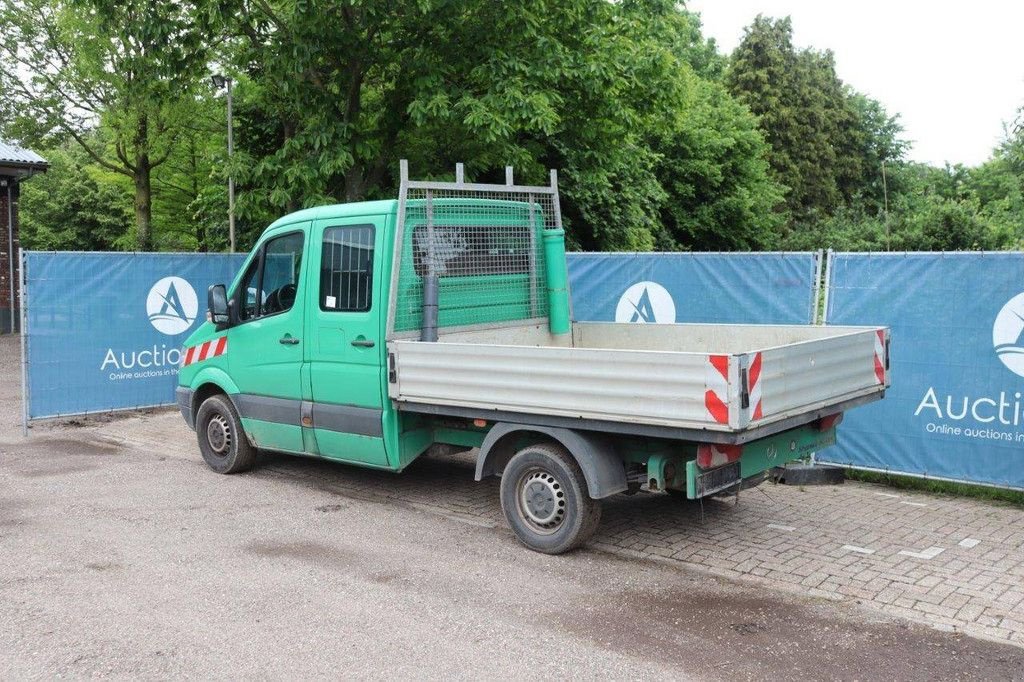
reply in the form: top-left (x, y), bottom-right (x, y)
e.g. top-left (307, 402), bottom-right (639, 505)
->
top-left (195, 394), bottom-right (256, 474)
top-left (499, 443), bottom-right (601, 554)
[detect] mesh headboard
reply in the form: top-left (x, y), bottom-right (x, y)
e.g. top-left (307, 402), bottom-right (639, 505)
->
top-left (386, 161), bottom-right (562, 340)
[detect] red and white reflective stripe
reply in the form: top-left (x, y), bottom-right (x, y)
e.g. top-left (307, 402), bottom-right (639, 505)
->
top-left (705, 354), bottom-right (730, 425)
top-left (748, 351), bottom-right (764, 421)
top-left (697, 443), bottom-right (743, 469)
top-left (181, 336), bottom-right (228, 367)
top-left (873, 329), bottom-right (886, 384)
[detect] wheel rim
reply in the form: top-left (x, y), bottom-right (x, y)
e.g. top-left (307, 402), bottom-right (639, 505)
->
top-left (206, 414), bottom-right (232, 456)
top-left (515, 467), bottom-right (567, 534)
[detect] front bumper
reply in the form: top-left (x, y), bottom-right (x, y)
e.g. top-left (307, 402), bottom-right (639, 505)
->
top-left (176, 387), bottom-right (194, 430)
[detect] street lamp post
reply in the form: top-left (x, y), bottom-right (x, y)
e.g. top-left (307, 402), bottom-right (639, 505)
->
top-left (211, 74), bottom-right (235, 252)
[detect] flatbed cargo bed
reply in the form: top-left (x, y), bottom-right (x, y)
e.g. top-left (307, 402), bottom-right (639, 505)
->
top-left (387, 321), bottom-right (889, 444)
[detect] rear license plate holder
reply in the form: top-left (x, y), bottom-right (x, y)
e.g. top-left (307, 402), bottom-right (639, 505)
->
top-left (695, 461), bottom-right (741, 498)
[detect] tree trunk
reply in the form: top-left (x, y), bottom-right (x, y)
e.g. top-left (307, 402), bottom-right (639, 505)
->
top-left (133, 114), bottom-right (153, 251)
top-left (344, 165), bottom-right (366, 202)
top-left (134, 158), bottom-right (152, 251)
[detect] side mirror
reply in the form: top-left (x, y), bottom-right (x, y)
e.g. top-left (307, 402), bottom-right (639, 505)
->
top-left (207, 284), bottom-right (230, 327)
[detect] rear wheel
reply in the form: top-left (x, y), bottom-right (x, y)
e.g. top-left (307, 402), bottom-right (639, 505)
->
top-left (195, 394), bottom-right (256, 474)
top-left (499, 442), bottom-right (601, 554)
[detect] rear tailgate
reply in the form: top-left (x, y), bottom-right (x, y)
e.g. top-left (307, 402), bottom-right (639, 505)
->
top-left (739, 327), bottom-right (889, 429)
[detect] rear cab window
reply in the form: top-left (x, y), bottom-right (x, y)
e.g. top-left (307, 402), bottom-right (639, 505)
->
top-left (320, 225), bottom-right (375, 312)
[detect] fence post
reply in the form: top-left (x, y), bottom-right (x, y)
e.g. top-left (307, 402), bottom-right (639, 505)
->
top-left (811, 249), bottom-right (824, 324)
top-left (820, 248), bottom-right (834, 325)
top-left (19, 248), bottom-right (28, 437)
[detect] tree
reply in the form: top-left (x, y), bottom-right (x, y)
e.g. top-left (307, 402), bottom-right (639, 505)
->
top-left (782, 160), bottom-right (1019, 252)
top-left (217, 0), bottom-right (674, 250)
top-left (846, 91), bottom-right (908, 212)
top-left (725, 16), bottom-right (906, 229)
top-left (18, 137), bottom-right (133, 251)
top-left (0, 0), bottom-right (210, 249)
top-left (649, 76), bottom-right (784, 250)
top-left (217, 0), bottom-right (784, 251)
top-left (146, 94), bottom-right (231, 252)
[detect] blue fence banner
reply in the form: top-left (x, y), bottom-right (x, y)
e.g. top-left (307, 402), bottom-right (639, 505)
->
top-left (24, 252), bottom-right (246, 419)
top-left (567, 252), bottom-right (820, 324)
top-left (820, 252), bottom-right (1024, 490)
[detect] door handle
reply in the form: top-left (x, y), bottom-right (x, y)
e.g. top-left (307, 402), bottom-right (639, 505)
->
top-left (279, 336), bottom-right (300, 345)
top-left (351, 339), bottom-right (376, 348)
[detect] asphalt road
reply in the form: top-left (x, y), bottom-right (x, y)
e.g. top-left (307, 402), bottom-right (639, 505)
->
top-left (1, 335), bottom-right (1022, 680)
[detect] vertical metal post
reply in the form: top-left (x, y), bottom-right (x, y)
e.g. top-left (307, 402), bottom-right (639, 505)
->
top-left (455, 163), bottom-right (464, 185)
top-left (821, 248), bottom-right (834, 325)
top-left (19, 248), bottom-right (28, 436)
top-left (881, 160), bottom-right (890, 252)
top-left (505, 166), bottom-right (514, 186)
top-left (421, 189), bottom-right (438, 342)
top-left (527, 193), bottom-right (538, 317)
top-left (7, 181), bottom-right (13, 334)
top-left (385, 160), bottom-right (409, 341)
top-left (226, 78), bottom-right (236, 253)
top-left (548, 168), bottom-right (570, 322)
top-left (811, 249), bottom-right (824, 325)
top-left (549, 169), bottom-right (562, 230)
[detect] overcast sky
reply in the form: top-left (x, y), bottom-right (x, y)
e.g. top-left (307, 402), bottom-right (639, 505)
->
top-left (687, 0), bottom-right (1024, 167)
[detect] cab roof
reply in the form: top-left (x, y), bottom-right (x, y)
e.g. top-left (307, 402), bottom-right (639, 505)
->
top-left (265, 199), bottom-right (398, 233)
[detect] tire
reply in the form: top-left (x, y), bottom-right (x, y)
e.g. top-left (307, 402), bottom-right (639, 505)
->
top-left (195, 394), bottom-right (256, 474)
top-left (499, 442), bottom-right (602, 555)
top-left (665, 488), bottom-right (688, 499)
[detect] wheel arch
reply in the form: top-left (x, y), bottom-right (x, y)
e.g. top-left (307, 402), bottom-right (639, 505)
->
top-left (475, 423), bottom-right (627, 499)
top-left (187, 366), bottom-right (240, 425)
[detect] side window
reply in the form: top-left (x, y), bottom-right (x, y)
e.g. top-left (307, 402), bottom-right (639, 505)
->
top-left (320, 225), bottom-right (375, 312)
top-left (236, 231), bottom-right (305, 321)
top-left (261, 232), bottom-right (304, 315)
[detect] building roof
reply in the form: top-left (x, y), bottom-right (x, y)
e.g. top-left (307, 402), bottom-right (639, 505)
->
top-left (0, 140), bottom-right (49, 172)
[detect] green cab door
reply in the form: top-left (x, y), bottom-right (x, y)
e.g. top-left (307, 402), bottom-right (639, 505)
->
top-left (228, 227), bottom-right (308, 453)
top-left (305, 215), bottom-right (390, 468)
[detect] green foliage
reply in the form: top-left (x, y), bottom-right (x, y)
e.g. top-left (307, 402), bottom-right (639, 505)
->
top-left (18, 138), bottom-right (133, 250)
top-left (217, 0), bottom-right (781, 252)
top-left (0, 0), bottom-right (212, 249)
top-left (846, 469), bottom-right (1024, 508)
top-left (782, 161), bottom-right (1022, 252)
top-left (651, 77), bottom-right (784, 250)
top-left (4, 2), bottom-right (1024, 256)
top-left (725, 16), bottom-right (906, 228)
top-left (846, 92), bottom-right (909, 213)
top-left (219, 0), bottom-right (665, 250)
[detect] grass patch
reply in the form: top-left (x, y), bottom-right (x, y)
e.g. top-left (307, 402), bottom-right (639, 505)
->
top-left (845, 468), bottom-right (1024, 507)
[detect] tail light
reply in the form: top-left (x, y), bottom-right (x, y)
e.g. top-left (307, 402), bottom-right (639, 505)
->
top-left (817, 412), bottom-right (843, 431)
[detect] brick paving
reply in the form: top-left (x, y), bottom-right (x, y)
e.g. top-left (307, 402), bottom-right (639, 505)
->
top-left (32, 409), bottom-right (1024, 647)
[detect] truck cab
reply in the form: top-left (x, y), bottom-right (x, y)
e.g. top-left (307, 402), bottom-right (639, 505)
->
top-left (177, 200), bottom-right (398, 468)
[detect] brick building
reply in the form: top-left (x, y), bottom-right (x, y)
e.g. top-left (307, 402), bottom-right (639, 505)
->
top-left (0, 141), bottom-right (48, 333)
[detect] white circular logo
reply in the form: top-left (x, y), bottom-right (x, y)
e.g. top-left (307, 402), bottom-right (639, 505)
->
top-left (615, 281), bottom-right (676, 324)
top-left (146, 276), bottom-right (198, 335)
top-left (993, 292), bottom-right (1024, 377)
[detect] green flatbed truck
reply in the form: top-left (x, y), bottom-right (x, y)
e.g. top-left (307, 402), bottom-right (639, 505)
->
top-left (177, 161), bottom-right (889, 554)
